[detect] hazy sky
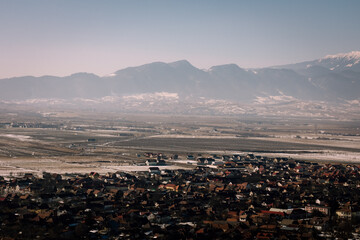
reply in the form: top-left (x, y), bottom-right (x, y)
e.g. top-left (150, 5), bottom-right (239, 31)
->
top-left (1, 0), bottom-right (360, 78)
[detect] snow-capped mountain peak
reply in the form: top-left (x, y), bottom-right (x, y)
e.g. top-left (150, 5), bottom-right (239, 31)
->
top-left (320, 51), bottom-right (360, 61)
top-left (316, 51), bottom-right (360, 70)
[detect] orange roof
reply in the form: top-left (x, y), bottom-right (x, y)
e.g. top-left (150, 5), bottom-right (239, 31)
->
top-left (196, 228), bottom-right (205, 234)
top-left (226, 218), bottom-right (238, 222)
top-left (261, 210), bottom-right (285, 216)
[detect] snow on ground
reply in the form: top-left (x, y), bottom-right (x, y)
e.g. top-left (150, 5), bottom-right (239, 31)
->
top-left (122, 92), bottom-right (179, 101)
top-left (248, 136), bottom-right (360, 150)
top-left (0, 134), bottom-right (34, 141)
top-left (0, 157), bottom-right (193, 177)
top-left (204, 149), bottom-right (360, 163)
top-left (170, 159), bottom-right (198, 164)
top-left (261, 150), bottom-right (360, 163)
top-left (254, 95), bottom-right (296, 104)
top-left (147, 134), bottom-right (238, 139)
top-left (103, 165), bottom-right (192, 172)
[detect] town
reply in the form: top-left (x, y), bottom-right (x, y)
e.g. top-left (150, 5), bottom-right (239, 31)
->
top-left (1, 153), bottom-right (360, 239)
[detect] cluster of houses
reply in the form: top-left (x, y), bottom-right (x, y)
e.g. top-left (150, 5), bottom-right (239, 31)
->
top-left (1, 155), bottom-right (360, 239)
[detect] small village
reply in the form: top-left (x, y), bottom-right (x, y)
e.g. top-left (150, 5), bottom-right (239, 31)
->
top-left (1, 154), bottom-right (360, 239)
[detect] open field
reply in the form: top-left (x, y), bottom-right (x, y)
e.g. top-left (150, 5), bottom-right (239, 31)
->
top-left (113, 136), bottom-right (360, 153)
top-left (0, 156), bottom-right (193, 177)
top-left (0, 110), bottom-right (359, 175)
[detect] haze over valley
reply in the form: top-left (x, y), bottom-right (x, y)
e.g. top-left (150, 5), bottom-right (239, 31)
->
top-left (1, 51), bottom-right (360, 120)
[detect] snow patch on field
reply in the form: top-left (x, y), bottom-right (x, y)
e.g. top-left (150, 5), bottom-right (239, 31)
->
top-left (104, 165), bottom-right (192, 172)
top-left (147, 135), bottom-right (239, 139)
top-left (255, 94), bottom-right (296, 104)
top-left (263, 150), bottom-right (360, 163)
top-left (0, 158), bottom-right (193, 177)
top-left (21, 98), bottom-right (65, 105)
top-left (0, 134), bottom-right (34, 141)
top-left (123, 92), bottom-right (179, 101)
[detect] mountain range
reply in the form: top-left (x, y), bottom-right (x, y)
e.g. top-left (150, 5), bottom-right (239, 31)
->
top-left (0, 51), bottom-right (359, 117)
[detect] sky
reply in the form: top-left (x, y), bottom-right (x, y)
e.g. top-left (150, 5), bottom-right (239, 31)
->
top-left (1, 0), bottom-right (360, 78)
